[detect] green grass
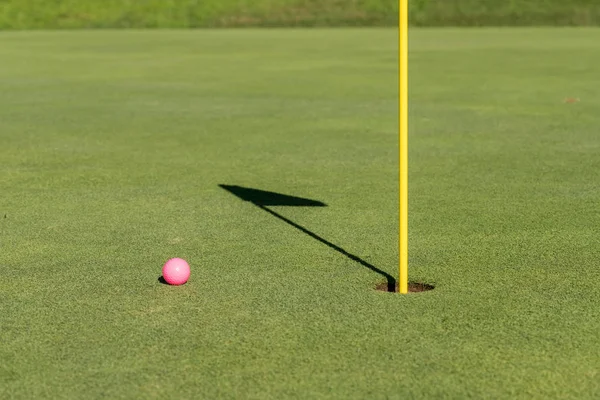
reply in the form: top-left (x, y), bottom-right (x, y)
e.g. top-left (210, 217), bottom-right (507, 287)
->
top-left (1, 28), bottom-right (600, 399)
top-left (2, 0), bottom-right (600, 29)
top-left (0, 0), bottom-right (398, 29)
top-left (411, 0), bottom-right (600, 26)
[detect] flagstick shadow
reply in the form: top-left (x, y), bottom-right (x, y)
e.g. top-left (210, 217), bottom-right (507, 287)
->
top-left (258, 205), bottom-right (397, 291)
top-left (219, 184), bottom-right (396, 291)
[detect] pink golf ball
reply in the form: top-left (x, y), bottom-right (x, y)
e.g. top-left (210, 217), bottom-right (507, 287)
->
top-left (162, 258), bottom-right (190, 285)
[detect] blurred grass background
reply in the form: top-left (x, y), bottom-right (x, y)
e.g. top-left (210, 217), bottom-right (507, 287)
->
top-left (0, 0), bottom-right (599, 29)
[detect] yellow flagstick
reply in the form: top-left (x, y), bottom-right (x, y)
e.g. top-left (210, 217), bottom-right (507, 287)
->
top-left (399, 0), bottom-right (409, 294)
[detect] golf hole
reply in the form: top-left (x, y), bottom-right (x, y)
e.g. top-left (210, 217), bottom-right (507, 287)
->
top-left (375, 281), bottom-right (435, 293)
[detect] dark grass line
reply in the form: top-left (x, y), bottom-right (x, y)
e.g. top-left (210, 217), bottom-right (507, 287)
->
top-left (258, 205), bottom-right (396, 291)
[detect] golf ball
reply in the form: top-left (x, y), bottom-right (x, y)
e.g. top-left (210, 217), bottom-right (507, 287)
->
top-left (162, 258), bottom-right (190, 285)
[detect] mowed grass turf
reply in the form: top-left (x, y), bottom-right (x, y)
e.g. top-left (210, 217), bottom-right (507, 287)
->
top-left (1, 28), bottom-right (600, 399)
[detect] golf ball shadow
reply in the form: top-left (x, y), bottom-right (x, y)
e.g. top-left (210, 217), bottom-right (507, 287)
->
top-left (157, 276), bottom-right (169, 285)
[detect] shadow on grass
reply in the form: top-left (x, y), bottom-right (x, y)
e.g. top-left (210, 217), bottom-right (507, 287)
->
top-left (219, 184), bottom-right (396, 292)
top-left (157, 276), bottom-right (168, 285)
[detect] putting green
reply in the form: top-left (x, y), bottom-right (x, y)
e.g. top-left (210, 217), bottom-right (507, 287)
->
top-left (1, 28), bottom-right (599, 399)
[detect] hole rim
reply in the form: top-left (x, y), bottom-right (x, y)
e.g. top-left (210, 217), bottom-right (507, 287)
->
top-left (375, 281), bottom-right (435, 293)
